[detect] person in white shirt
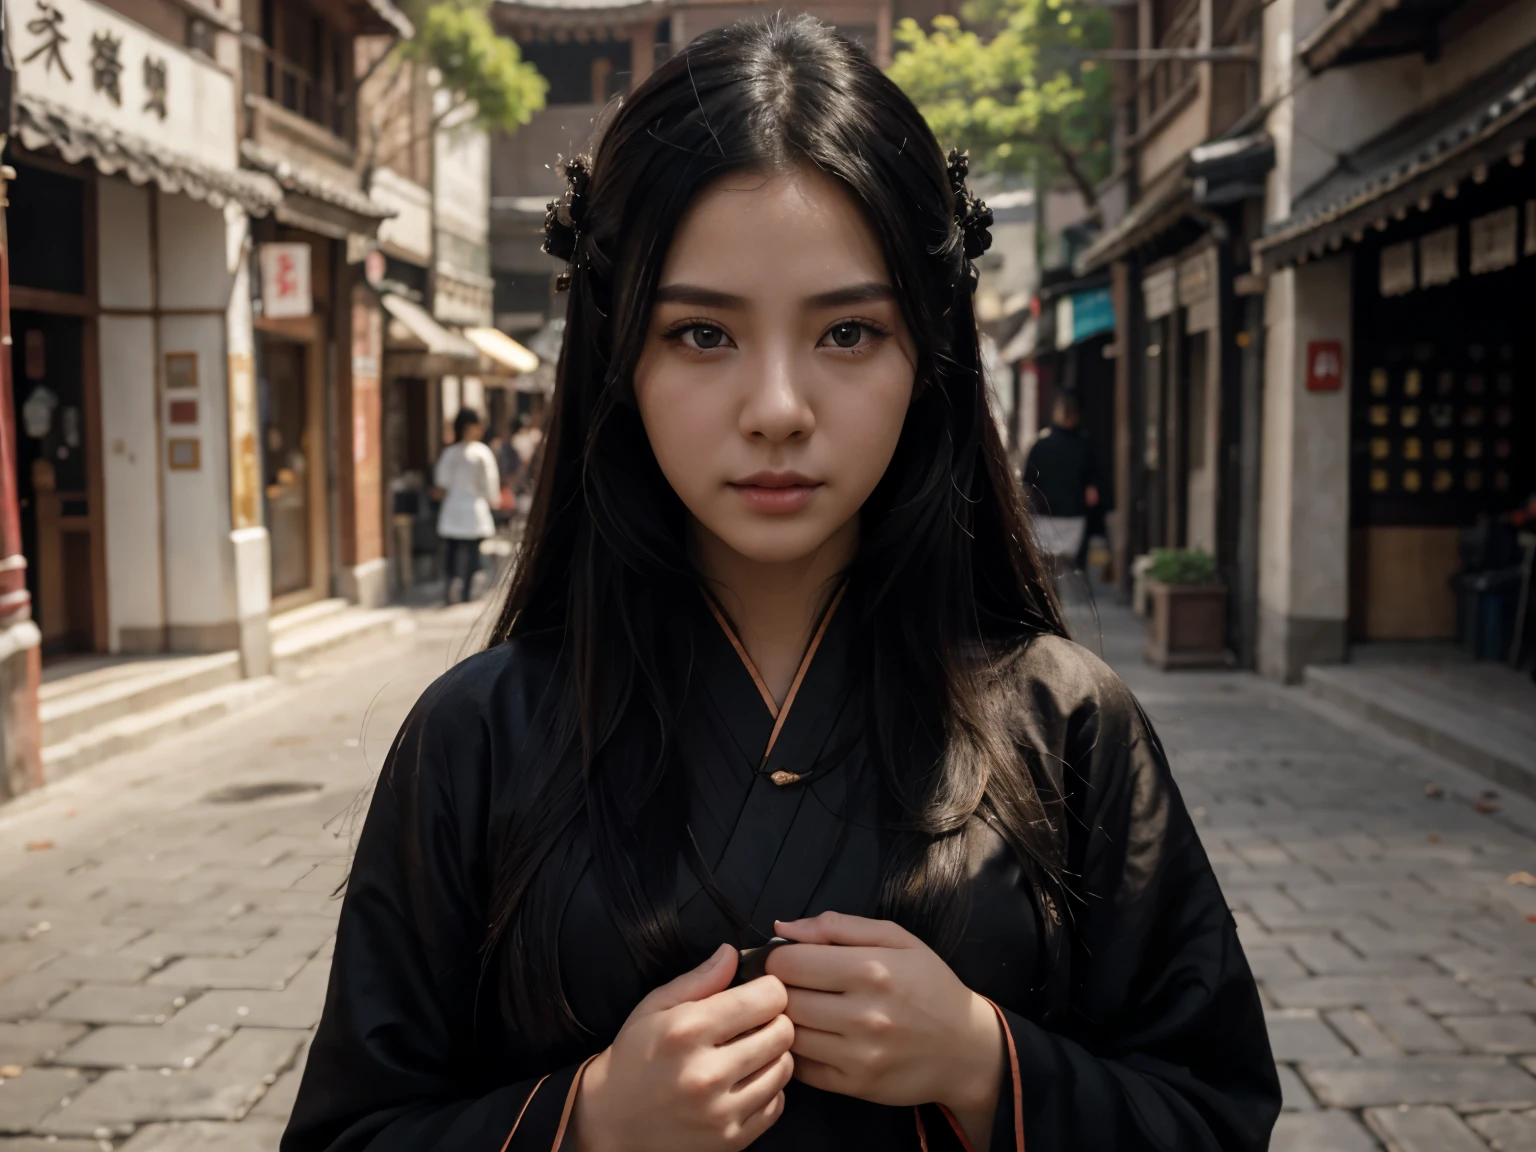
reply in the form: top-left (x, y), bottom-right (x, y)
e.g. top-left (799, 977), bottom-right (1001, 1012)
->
top-left (433, 408), bottom-right (500, 604)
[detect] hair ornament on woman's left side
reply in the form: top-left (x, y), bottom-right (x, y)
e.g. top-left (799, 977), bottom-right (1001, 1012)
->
top-left (543, 154), bottom-right (593, 291)
top-left (946, 148), bottom-right (994, 292)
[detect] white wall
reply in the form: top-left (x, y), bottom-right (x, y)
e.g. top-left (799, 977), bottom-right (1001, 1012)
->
top-left (96, 179), bottom-right (165, 652)
top-left (1266, 0), bottom-right (1536, 219)
top-left (1258, 256), bottom-right (1353, 679)
top-left (157, 195), bottom-right (238, 637)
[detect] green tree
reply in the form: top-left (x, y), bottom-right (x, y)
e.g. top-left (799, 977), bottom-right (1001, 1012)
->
top-left (359, 0), bottom-right (547, 188)
top-left (886, 0), bottom-right (1112, 216)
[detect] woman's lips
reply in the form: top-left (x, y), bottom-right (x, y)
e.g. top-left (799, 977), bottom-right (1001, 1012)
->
top-left (730, 473), bottom-right (821, 514)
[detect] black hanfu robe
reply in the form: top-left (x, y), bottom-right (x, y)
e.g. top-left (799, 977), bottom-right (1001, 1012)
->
top-left (283, 588), bottom-right (1280, 1152)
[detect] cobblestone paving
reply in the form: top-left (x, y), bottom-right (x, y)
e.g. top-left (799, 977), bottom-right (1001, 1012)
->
top-left (0, 600), bottom-right (1529, 1150)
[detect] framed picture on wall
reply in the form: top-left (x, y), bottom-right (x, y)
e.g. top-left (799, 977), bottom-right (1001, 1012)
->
top-left (165, 352), bottom-right (198, 391)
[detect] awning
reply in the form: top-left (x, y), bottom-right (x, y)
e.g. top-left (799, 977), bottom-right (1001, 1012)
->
top-left (242, 140), bottom-right (394, 240)
top-left (1298, 0), bottom-right (1461, 74)
top-left (1253, 41), bottom-right (1536, 272)
top-left (14, 95), bottom-right (282, 216)
top-left (465, 328), bottom-right (539, 376)
top-left (1055, 287), bottom-right (1115, 350)
top-left (382, 294), bottom-right (480, 376)
top-left (1076, 163), bottom-right (1193, 273)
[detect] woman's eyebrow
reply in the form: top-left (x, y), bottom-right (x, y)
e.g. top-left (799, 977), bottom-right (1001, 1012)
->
top-left (653, 284), bottom-right (746, 308)
top-left (805, 282), bottom-right (896, 309)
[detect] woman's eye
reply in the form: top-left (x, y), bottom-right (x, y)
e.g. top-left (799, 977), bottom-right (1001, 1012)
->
top-left (685, 325), bottom-right (727, 350)
top-left (826, 323), bottom-right (864, 349)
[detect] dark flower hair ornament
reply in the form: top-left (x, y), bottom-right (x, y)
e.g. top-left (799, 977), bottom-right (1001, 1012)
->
top-left (544, 148), bottom-right (994, 293)
top-left (947, 148), bottom-right (994, 292)
top-left (544, 154), bottom-right (592, 292)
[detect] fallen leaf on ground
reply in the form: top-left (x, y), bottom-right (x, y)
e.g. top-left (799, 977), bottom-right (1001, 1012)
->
top-left (24, 841), bottom-right (53, 852)
top-left (1473, 794), bottom-right (1501, 815)
top-left (0, 1065), bottom-right (21, 1078)
top-left (1527, 914), bottom-right (1536, 924)
top-left (1426, 833), bottom-right (1442, 843)
top-left (1424, 783), bottom-right (1444, 799)
top-left (1509, 871), bottom-right (1536, 887)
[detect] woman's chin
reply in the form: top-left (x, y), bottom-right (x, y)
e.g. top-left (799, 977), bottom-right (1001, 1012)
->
top-left (701, 519), bottom-right (850, 569)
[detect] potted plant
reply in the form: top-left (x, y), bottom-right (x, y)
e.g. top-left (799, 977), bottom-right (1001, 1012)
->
top-left (1144, 549), bottom-right (1227, 669)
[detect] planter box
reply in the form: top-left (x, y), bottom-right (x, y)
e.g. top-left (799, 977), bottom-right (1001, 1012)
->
top-left (1145, 580), bottom-right (1228, 669)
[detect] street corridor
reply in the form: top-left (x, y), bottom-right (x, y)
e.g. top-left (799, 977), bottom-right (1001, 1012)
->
top-left (0, 602), bottom-right (1531, 1151)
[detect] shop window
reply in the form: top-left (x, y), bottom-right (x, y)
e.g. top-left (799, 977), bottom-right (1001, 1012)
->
top-left (246, 0), bottom-right (351, 139)
top-left (6, 162), bottom-right (86, 296)
top-left (521, 40), bottom-right (629, 105)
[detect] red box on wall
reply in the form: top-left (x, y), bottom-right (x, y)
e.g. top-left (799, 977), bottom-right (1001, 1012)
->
top-left (1306, 340), bottom-right (1344, 392)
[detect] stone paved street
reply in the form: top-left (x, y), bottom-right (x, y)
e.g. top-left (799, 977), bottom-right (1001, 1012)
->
top-left (0, 598), bottom-right (1532, 1150)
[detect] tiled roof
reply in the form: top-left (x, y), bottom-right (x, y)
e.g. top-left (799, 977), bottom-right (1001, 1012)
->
top-left (241, 140), bottom-right (394, 221)
top-left (1254, 40), bottom-right (1536, 271)
top-left (15, 95), bottom-right (282, 215)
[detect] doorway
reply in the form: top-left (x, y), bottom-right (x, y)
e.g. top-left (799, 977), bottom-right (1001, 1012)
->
top-left (10, 312), bottom-right (96, 655)
top-left (259, 337), bottom-right (314, 600)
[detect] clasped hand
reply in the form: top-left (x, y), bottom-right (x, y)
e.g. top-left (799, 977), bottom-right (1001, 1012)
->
top-left (570, 912), bottom-right (1003, 1152)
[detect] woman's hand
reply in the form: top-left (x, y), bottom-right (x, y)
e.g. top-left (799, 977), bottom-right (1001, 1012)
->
top-left (570, 944), bottom-right (795, 1152)
top-left (767, 912), bottom-right (1005, 1147)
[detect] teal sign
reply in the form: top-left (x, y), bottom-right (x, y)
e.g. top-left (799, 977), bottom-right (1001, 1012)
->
top-left (1069, 288), bottom-right (1115, 344)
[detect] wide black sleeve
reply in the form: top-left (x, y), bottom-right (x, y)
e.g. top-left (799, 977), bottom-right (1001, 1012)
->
top-left (987, 640), bottom-right (1280, 1152)
top-left (281, 654), bottom-right (588, 1152)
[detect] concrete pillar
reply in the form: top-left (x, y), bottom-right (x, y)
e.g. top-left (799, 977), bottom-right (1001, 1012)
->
top-left (875, 0), bottom-right (894, 68)
top-left (630, 23), bottom-right (655, 89)
top-left (334, 275), bottom-right (387, 609)
top-left (0, 164), bottom-right (43, 799)
top-left (1256, 255), bottom-right (1352, 682)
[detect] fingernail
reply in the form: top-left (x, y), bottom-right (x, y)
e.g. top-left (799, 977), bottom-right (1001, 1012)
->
top-left (711, 944), bottom-right (731, 967)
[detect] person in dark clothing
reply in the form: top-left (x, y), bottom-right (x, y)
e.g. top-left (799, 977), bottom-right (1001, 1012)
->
top-left (1022, 393), bottom-right (1099, 571)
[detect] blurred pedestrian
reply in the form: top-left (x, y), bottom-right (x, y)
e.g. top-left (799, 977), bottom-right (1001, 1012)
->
top-left (432, 408), bottom-right (499, 604)
top-left (1022, 392), bottom-right (1100, 573)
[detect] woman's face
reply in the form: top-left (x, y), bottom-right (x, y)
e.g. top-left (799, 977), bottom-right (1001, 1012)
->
top-left (634, 167), bottom-right (916, 568)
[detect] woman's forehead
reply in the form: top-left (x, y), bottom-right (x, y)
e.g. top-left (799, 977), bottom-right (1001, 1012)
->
top-left (658, 167), bottom-right (890, 299)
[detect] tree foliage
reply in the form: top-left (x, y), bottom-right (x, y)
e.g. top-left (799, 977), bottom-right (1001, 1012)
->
top-left (401, 0), bottom-right (547, 135)
top-left (886, 0), bottom-right (1112, 211)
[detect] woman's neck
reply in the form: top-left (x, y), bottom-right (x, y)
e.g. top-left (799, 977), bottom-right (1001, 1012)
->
top-left (693, 519), bottom-right (857, 705)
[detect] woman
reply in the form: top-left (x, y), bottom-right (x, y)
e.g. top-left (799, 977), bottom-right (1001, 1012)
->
top-left (284, 17), bottom-right (1278, 1152)
top-left (434, 408), bottom-right (500, 604)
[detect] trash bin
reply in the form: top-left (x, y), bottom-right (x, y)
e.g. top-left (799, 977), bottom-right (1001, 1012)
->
top-left (1452, 567), bottom-right (1523, 661)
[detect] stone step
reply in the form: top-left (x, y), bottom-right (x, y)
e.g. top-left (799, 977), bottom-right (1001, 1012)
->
top-left (270, 606), bottom-right (415, 680)
top-left (268, 598), bottom-right (349, 636)
top-left (42, 676), bottom-right (280, 782)
top-left (1304, 663), bottom-right (1536, 802)
top-left (40, 652), bottom-right (244, 748)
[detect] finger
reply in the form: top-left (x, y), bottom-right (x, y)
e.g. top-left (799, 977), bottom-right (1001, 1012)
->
top-left (767, 942), bottom-right (881, 993)
top-left (693, 975), bottom-right (789, 1043)
top-left (731, 1074), bottom-right (789, 1148)
top-left (715, 1013), bottom-right (795, 1085)
top-left (790, 1051), bottom-right (852, 1096)
top-left (774, 912), bottom-right (915, 948)
top-left (641, 945), bottom-right (736, 1013)
top-left (727, 1046), bottom-right (795, 1112)
top-left (783, 986), bottom-right (856, 1034)
top-left (788, 1022), bottom-right (854, 1070)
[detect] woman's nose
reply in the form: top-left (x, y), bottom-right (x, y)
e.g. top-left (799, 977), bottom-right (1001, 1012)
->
top-left (739, 346), bottom-right (814, 443)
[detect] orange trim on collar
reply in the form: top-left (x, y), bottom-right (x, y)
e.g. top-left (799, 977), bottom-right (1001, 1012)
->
top-left (704, 594), bottom-right (779, 717)
top-left (760, 582), bottom-right (846, 764)
top-left (499, 1074), bottom-right (550, 1152)
top-left (551, 1053), bottom-right (601, 1150)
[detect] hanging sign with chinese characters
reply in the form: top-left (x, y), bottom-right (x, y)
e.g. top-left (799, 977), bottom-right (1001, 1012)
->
top-left (260, 243), bottom-right (312, 319)
top-left (7, 0), bottom-right (238, 172)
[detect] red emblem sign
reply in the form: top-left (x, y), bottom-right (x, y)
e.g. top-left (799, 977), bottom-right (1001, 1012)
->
top-left (1306, 340), bottom-right (1344, 392)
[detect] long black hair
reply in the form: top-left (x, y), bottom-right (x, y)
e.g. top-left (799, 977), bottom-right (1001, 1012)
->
top-left (484, 14), bottom-right (1068, 1046)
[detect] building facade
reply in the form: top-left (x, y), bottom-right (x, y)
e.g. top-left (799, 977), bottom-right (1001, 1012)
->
top-left (1252, 0), bottom-right (1536, 680)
